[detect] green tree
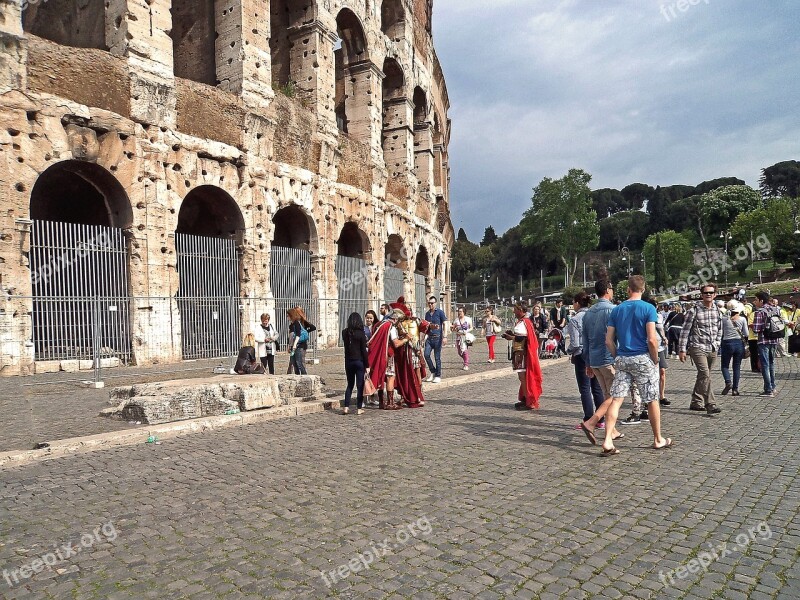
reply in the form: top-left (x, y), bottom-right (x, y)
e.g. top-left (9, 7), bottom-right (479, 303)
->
top-left (699, 185), bottom-right (761, 238)
top-left (520, 169), bottom-right (600, 286)
top-left (730, 197), bottom-right (800, 267)
top-left (598, 210), bottom-right (650, 251)
top-left (591, 188), bottom-right (625, 218)
top-left (457, 228), bottom-right (469, 243)
top-left (693, 177), bottom-right (746, 195)
top-left (451, 238), bottom-right (478, 283)
top-left (643, 230), bottom-right (693, 279)
top-left (760, 160), bottom-right (800, 199)
top-left (480, 226), bottom-right (498, 247)
top-left (653, 234), bottom-right (668, 291)
top-left (620, 183), bottom-right (655, 211)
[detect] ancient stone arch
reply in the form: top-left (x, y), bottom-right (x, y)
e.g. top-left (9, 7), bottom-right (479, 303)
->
top-left (335, 8), bottom-right (370, 136)
top-left (272, 204), bottom-right (319, 253)
top-left (385, 233), bottom-right (407, 268)
top-left (270, 0), bottom-right (318, 88)
top-left (382, 57), bottom-right (412, 177)
top-left (176, 185), bottom-right (245, 240)
top-left (30, 160), bottom-right (133, 229)
top-left (381, 0), bottom-right (405, 40)
top-left (337, 221), bottom-right (370, 259)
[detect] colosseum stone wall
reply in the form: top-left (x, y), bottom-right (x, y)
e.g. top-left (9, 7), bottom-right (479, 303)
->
top-left (0, 0), bottom-right (453, 375)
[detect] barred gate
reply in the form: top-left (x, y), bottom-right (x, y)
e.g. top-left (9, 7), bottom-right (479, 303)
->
top-left (270, 246), bottom-right (315, 349)
top-left (336, 255), bottom-right (369, 342)
top-left (384, 266), bottom-right (404, 304)
top-left (30, 221), bottom-right (131, 361)
top-left (415, 273), bottom-right (427, 318)
top-left (175, 233), bottom-right (240, 359)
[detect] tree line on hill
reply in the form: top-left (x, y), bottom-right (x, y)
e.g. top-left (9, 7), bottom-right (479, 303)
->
top-left (452, 160), bottom-right (800, 300)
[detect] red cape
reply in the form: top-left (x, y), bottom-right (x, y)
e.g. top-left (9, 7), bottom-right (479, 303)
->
top-left (394, 342), bottom-right (424, 407)
top-left (523, 318), bottom-right (543, 408)
top-left (368, 320), bottom-right (392, 390)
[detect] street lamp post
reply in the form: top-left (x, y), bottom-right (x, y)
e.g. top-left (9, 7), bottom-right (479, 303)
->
top-left (481, 273), bottom-right (490, 304)
top-left (720, 230), bottom-right (732, 287)
top-left (621, 246), bottom-right (631, 277)
top-left (641, 252), bottom-right (646, 281)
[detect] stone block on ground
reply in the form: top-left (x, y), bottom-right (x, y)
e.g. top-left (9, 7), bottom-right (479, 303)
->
top-left (34, 361), bottom-right (61, 374)
top-left (102, 374), bottom-right (323, 424)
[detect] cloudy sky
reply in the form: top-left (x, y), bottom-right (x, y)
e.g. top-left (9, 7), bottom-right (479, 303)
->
top-left (433, 0), bottom-right (800, 242)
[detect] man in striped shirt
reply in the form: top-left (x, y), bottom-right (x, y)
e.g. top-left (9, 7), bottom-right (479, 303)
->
top-left (679, 283), bottom-right (723, 415)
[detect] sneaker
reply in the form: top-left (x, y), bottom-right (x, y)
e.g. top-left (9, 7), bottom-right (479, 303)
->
top-left (689, 404), bottom-right (706, 411)
top-left (342, 407), bottom-right (349, 415)
top-left (597, 422), bottom-right (606, 429)
top-left (462, 365), bottom-right (469, 371)
top-left (758, 391), bottom-right (774, 397)
top-left (706, 405), bottom-right (721, 415)
top-left (515, 402), bottom-right (532, 411)
top-left (432, 377), bottom-right (441, 383)
top-left (660, 398), bottom-right (671, 406)
top-left (424, 374), bottom-right (434, 383)
top-left (731, 389), bottom-right (740, 396)
top-left (721, 383), bottom-right (732, 395)
top-left (356, 409), bottom-right (365, 415)
top-left (640, 410), bottom-right (649, 421)
top-left (621, 413), bottom-right (641, 425)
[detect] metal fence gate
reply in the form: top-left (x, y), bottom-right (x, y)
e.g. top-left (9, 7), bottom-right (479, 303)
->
top-left (30, 220), bottom-right (131, 361)
top-left (175, 233), bottom-right (240, 359)
top-left (384, 266), bottom-right (404, 304)
top-left (415, 273), bottom-right (427, 318)
top-left (336, 255), bottom-right (369, 342)
top-left (270, 246), bottom-right (315, 349)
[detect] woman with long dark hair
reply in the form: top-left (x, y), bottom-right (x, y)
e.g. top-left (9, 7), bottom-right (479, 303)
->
top-left (364, 310), bottom-right (379, 341)
top-left (342, 312), bottom-right (369, 415)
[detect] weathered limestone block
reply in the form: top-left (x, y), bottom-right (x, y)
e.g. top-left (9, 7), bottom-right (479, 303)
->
top-left (102, 374), bottom-right (323, 424)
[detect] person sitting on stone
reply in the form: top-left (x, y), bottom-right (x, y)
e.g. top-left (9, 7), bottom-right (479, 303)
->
top-left (234, 333), bottom-right (265, 374)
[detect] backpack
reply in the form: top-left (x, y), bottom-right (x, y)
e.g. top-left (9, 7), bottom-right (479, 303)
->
top-left (762, 308), bottom-right (786, 340)
top-left (297, 323), bottom-right (309, 344)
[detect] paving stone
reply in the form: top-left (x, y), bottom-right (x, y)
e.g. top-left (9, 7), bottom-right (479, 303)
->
top-left (0, 357), bottom-right (798, 598)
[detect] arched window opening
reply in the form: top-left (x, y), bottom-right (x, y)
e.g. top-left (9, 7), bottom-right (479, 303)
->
top-left (29, 161), bottom-right (132, 363)
top-left (334, 9), bottom-right (368, 134)
top-left (175, 186), bottom-right (244, 359)
top-left (381, 0), bottom-right (405, 40)
top-left (170, 0), bottom-right (217, 85)
top-left (413, 87), bottom-right (428, 126)
top-left (23, 0), bottom-right (107, 50)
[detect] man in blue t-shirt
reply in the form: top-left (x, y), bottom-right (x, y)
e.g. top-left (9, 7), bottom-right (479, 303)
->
top-left (579, 276), bottom-right (672, 455)
top-left (423, 296), bottom-right (449, 383)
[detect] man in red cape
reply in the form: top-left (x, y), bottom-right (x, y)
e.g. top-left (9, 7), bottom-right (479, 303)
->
top-left (520, 316), bottom-right (543, 409)
top-left (367, 315), bottom-right (395, 409)
top-left (503, 302), bottom-right (543, 409)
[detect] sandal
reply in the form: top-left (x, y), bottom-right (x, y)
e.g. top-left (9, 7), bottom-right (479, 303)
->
top-left (601, 447), bottom-right (620, 456)
top-left (653, 438), bottom-right (673, 450)
top-left (580, 422), bottom-right (597, 445)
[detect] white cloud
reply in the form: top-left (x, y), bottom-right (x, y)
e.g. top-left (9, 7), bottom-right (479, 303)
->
top-left (434, 0), bottom-right (800, 240)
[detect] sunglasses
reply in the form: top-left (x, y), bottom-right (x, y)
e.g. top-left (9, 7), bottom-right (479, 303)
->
top-left (701, 291), bottom-right (715, 295)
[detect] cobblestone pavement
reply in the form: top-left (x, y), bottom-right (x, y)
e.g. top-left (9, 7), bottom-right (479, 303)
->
top-left (0, 341), bottom-right (510, 452)
top-left (0, 355), bottom-right (798, 599)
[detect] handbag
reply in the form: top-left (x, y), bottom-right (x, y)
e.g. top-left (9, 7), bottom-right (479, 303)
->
top-left (789, 333), bottom-right (800, 354)
top-left (736, 319), bottom-right (751, 359)
top-left (363, 376), bottom-right (376, 396)
top-left (465, 332), bottom-right (476, 346)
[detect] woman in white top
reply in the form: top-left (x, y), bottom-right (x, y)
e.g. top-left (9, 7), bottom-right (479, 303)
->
top-left (253, 313), bottom-right (278, 374)
top-left (483, 307), bottom-right (502, 363)
top-left (452, 307), bottom-right (473, 370)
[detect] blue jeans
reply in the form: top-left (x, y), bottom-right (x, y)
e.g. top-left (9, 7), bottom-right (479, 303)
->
top-left (757, 343), bottom-right (776, 392)
top-left (572, 353), bottom-right (604, 421)
top-left (424, 336), bottom-right (443, 377)
top-left (344, 359), bottom-right (365, 408)
top-left (292, 347), bottom-right (307, 375)
top-left (720, 338), bottom-right (744, 390)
